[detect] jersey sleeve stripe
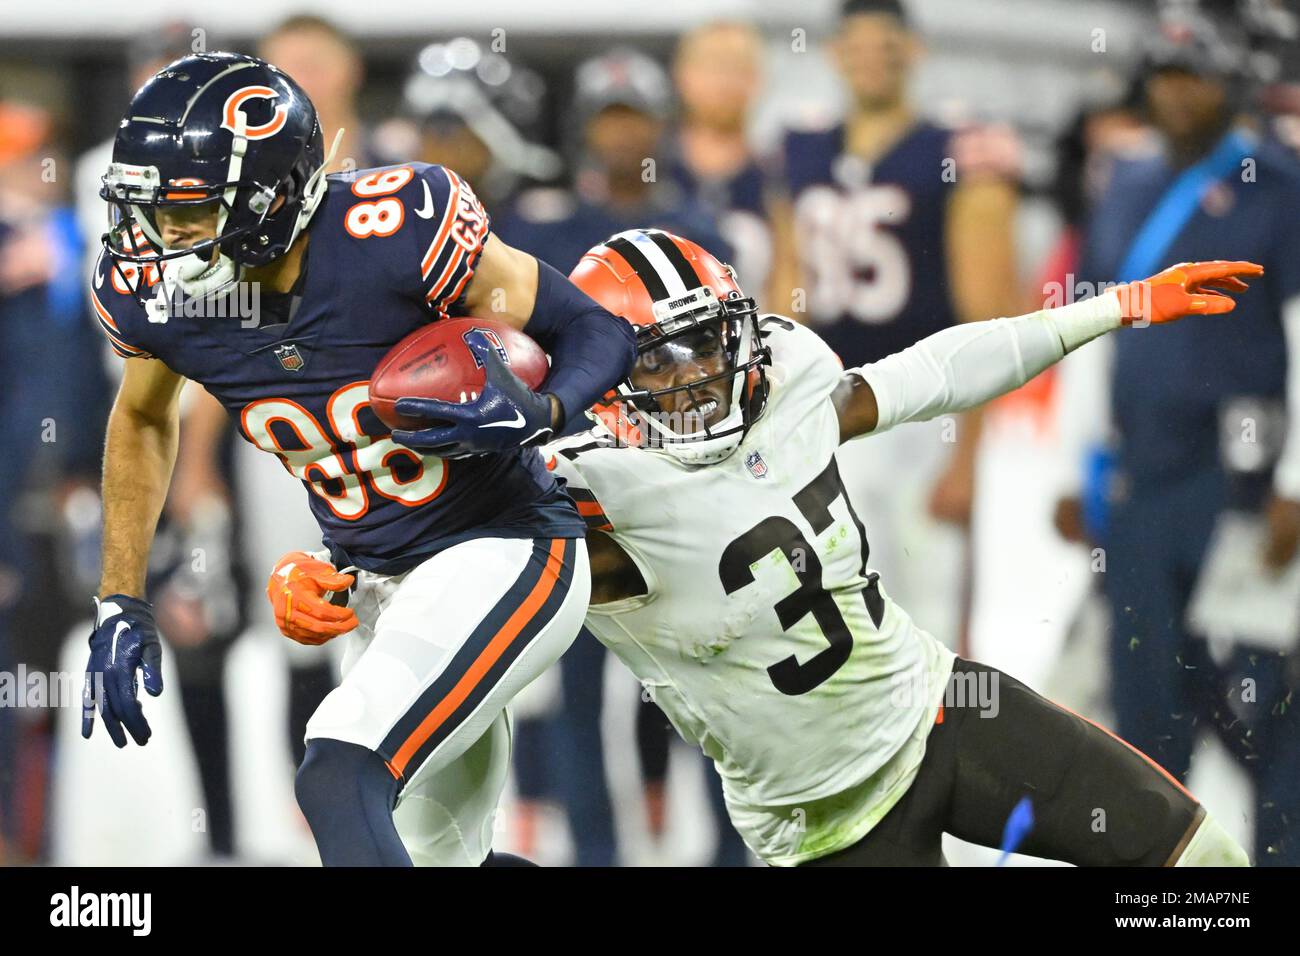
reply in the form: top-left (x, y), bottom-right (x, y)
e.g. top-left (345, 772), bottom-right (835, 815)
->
top-left (582, 514), bottom-right (613, 532)
top-left (419, 168), bottom-right (461, 281)
top-left (425, 241), bottom-right (468, 304)
top-left (432, 248), bottom-right (480, 320)
top-left (567, 488), bottom-right (613, 531)
top-left (423, 167), bottom-right (491, 314)
top-left (89, 285), bottom-right (121, 331)
top-left (90, 286), bottom-right (152, 358)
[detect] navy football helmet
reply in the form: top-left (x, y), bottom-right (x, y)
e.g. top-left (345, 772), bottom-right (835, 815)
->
top-left (100, 52), bottom-right (334, 302)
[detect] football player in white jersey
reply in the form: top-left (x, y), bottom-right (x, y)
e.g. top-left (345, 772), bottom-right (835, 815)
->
top-left (270, 228), bottom-right (1256, 866)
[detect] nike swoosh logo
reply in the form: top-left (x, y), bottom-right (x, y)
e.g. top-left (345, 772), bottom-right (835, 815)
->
top-left (415, 180), bottom-right (436, 219)
top-left (111, 621), bottom-right (130, 666)
top-left (480, 411), bottom-right (526, 429)
top-left (93, 267), bottom-right (105, 289)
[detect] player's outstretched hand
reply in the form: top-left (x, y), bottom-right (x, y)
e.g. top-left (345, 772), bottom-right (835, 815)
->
top-left (267, 551), bottom-right (358, 646)
top-left (82, 594), bottom-right (163, 748)
top-left (1113, 261), bottom-right (1264, 326)
top-left (390, 332), bottom-right (555, 458)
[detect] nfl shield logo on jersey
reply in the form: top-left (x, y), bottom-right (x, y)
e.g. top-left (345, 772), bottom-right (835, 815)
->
top-left (274, 343), bottom-right (306, 372)
top-left (745, 450), bottom-right (768, 479)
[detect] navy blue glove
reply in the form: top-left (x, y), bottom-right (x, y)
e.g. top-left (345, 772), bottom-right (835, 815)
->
top-left (391, 333), bottom-right (556, 458)
top-left (82, 594), bottom-right (164, 748)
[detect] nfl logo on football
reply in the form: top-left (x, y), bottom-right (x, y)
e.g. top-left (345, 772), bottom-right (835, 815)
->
top-left (274, 343), bottom-right (306, 372)
top-left (745, 450), bottom-right (768, 479)
top-left (464, 328), bottom-right (511, 367)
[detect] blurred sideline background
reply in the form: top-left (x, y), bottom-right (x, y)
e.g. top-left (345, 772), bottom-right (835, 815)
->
top-left (1, 0), bottom-right (1297, 865)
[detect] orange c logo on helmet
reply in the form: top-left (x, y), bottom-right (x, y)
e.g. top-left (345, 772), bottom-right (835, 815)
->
top-left (221, 86), bottom-right (289, 140)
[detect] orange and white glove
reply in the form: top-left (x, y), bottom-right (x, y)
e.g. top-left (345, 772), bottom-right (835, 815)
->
top-left (1112, 260), bottom-right (1263, 326)
top-left (267, 551), bottom-right (358, 645)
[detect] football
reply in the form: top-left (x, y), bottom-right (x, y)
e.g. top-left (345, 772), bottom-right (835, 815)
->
top-left (369, 317), bottom-right (549, 431)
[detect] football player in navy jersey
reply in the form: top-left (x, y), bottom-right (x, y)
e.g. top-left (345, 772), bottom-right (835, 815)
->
top-left (774, 0), bottom-right (1020, 652)
top-left (83, 52), bottom-right (635, 866)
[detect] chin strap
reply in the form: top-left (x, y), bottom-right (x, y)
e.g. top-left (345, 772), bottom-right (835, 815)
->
top-left (295, 127), bottom-right (343, 235)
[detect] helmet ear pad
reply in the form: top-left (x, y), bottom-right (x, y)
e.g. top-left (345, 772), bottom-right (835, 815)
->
top-left (230, 119), bottom-right (327, 269)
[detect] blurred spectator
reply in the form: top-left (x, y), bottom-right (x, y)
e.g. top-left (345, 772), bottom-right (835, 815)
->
top-left (1076, 5), bottom-right (1300, 864)
top-left (259, 14), bottom-right (375, 172)
top-left (1, 94), bottom-right (110, 861)
top-left (379, 37), bottom-right (560, 206)
top-left (775, 0), bottom-right (1020, 651)
top-left (496, 47), bottom-right (747, 866)
top-left (667, 20), bottom-right (776, 295)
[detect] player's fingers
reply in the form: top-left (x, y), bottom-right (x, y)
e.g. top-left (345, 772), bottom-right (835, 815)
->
top-left (467, 336), bottom-right (512, 377)
top-left (1184, 260), bottom-right (1264, 285)
top-left (292, 593), bottom-right (357, 624)
top-left (394, 397), bottom-right (476, 423)
top-left (97, 680), bottom-right (129, 749)
top-left (1189, 293), bottom-right (1237, 315)
top-left (390, 427), bottom-right (460, 452)
top-left (108, 665), bottom-right (150, 746)
top-left (140, 641), bottom-right (164, 697)
top-left (81, 669), bottom-right (97, 739)
top-left (284, 629), bottom-right (332, 646)
top-left (304, 570), bottom-right (354, 591)
top-left (286, 612), bottom-right (357, 643)
top-left (1195, 276), bottom-right (1250, 293)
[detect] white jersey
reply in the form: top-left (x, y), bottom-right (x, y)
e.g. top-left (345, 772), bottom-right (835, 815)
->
top-left (546, 318), bottom-right (955, 865)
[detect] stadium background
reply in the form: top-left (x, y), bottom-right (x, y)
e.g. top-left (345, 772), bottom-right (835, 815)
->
top-left (0, 0), bottom-right (1295, 865)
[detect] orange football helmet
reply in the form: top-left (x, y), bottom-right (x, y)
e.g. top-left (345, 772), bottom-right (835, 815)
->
top-left (569, 228), bottom-right (770, 464)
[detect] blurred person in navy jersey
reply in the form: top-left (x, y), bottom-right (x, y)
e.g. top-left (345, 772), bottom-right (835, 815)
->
top-left (495, 48), bottom-right (748, 866)
top-left (1075, 6), bottom-right (1300, 864)
top-left (496, 48), bottom-right (732, 275)
top-left (1, 95), bottom-right (111, 862)
top-left (667, 21), bottom-right (776, 298)
top-left (377, 38), bottom-right (561, 208)
top-left (774, 0), bottom-right (1021, 654)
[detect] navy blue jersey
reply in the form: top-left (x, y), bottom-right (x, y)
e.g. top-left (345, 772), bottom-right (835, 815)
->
top-left (1081, 138), bottom-right (1300, 482)
top-left (783, 121), bottom-right (958, 365)
top-left (91, 162), bottom-right (584, 573)
top-left (667, 145), bottom-right (774, 293)
top-left (493, 189), bottom-right (733, 279)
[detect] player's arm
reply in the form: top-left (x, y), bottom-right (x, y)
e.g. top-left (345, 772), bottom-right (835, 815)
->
top-left (100, 357), bottom-right (186, 596)
top-left (393, 234), bottom-right (637, 456)
top-left (934, 132), bottom-right (1021, 524)
top-left (83, 355), bottom-right (185, 747)
top-left (833, 261), bottom-right (1263, 443)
